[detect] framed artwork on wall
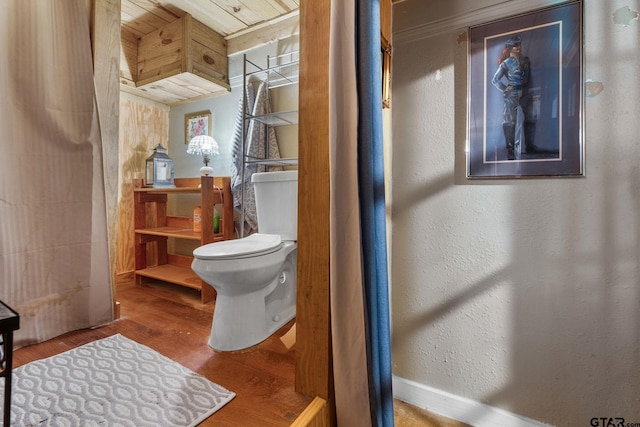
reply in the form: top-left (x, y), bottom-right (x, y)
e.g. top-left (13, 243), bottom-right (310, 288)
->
top-left (466, 1), bottom-right (583, 178)
top-left (381, 37), bottom-right (392, 109)
top-left (185, 110), bottom-right (212, 144)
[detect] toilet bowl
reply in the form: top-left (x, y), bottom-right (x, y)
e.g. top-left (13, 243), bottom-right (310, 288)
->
top-left (192, 233), bottom-right (296, 351)
top-left (191, 170), bottom-right (298, 352)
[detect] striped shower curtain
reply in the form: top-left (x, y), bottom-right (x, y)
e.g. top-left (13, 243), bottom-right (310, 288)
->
top-left (330, 0), bottom-right (393, 425)
top-left (0, 1), bottom-right (113, 346)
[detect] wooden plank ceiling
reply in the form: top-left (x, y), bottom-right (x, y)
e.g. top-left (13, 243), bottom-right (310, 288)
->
top-left (120, 0), bottom-right (300, 105)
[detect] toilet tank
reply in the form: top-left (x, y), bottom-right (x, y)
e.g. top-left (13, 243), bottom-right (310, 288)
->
top-left (252, 170), bottom-right (298, 240)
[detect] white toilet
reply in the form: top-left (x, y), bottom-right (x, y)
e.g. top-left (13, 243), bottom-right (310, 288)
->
top-left (191, 170), bottom-right (298, 351)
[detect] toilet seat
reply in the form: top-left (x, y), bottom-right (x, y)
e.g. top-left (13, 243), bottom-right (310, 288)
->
top-left (193, 233), bottom-right (283, 260)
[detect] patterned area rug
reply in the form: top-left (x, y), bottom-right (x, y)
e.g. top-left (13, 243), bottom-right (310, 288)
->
top-left (1, 334), bottom-right (235, 426)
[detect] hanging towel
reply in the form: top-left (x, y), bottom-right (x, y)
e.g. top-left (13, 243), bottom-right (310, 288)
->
top-left (229, 75), bottom-right (283, 235)
top-left (229, 78), bottom-right (255, 199)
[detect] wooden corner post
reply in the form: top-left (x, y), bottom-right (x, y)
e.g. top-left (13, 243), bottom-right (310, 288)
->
top-left (296, 0), bottom-right (335, 425)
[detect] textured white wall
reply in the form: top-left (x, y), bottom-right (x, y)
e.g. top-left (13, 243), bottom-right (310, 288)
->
top-left (391, 0), bottom-right (640, 425)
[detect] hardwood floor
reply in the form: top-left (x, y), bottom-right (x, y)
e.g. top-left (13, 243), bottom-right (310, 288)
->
top-left (13, 280), bottom-right (312, 426)
top-left (394, 400), bottom-right (473, 427)
top-left (13, 279), bottom-right (470, 427)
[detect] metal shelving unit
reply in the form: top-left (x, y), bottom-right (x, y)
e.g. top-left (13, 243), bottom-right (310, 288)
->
top-left (239, 51), bottom-right (299, 237)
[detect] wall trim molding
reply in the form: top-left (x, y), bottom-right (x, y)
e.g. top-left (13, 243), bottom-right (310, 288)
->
top-left (392, 375), bottom-right (552, 427)
top-left (393, 0), bottom-right (569, 45)
top-left (229, 74), bottom-right (243, 89)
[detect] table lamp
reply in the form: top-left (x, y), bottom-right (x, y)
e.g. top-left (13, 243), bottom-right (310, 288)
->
top-left (187, 135), bottom-right (219, 176)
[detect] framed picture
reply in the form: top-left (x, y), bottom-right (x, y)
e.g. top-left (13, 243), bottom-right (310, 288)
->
top-left (467, 1), bottom-right (583, 178)
top-left (381, 37), bottom-right (392, 109)
top-left (185, 110), bottom-right (212, 144)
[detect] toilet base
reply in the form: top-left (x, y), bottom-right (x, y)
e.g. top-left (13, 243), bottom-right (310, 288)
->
top-left (207, 251), bottom-right (296, 352)
top-left (208, 296), bottom-right (295, 352)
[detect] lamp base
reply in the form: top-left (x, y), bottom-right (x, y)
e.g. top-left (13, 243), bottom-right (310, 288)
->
top-left (200, 166), bottom-right (214, 176)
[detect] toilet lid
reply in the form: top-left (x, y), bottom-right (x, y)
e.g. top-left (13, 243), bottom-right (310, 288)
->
top-left (193, 233), bottom-right (282, 260)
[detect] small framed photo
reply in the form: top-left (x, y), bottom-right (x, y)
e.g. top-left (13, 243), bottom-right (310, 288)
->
top-left (185, 110), bottom-right (212, 144)
top-left (467, 1), bottom-right (583, 178)
top-left (381, 37), bottom-right (392, 109)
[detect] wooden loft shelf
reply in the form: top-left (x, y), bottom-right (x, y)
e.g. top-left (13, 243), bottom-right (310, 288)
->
top-left (133, 176), bottom-right (233, 304)
top-left (133, 177), bottom-right (226, 193)
top-left (133, 186), bottom-right (201, 193)
top-left (134, 227), bottom-right (228, 241)
top-left (135, 264), bottom-right (201, 290)
top-left (134, 254), bottom-right (216, 304)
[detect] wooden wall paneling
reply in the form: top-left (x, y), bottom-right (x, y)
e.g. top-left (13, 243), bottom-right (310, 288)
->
top-left (116, 96), bottom-right (169, 279)
top-left (296, 0), bottom-right (335, 424)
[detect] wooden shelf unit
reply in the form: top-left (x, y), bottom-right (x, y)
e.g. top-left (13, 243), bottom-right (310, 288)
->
top-left (133, 176), bottom-right (234, 303)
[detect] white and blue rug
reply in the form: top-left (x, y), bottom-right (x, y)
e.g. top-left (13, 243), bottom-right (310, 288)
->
top-left (1, 334), bottom-right (235, 426)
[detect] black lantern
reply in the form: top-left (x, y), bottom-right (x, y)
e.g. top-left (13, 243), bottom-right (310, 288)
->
top-left (145, 144), bottom-right (175, 188)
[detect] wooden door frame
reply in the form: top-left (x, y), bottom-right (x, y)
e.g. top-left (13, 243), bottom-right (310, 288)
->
top-left (295, 1), bottom-right (392, 424)
top-left (295, 0), bottom-right (334, 416)
top-left (95, 0), bottom-right (339, 422)
top-left (91, 0), bottom-right (121, 318)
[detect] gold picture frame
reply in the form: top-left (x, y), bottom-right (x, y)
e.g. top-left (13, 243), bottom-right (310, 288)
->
top-left (185, 110), bottom-right (212, 144)
top-left (381, 37), bottom-right (392, 109)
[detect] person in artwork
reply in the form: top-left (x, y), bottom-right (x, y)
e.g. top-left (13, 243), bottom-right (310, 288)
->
top-left (491, 35), bottom-right (540, 160)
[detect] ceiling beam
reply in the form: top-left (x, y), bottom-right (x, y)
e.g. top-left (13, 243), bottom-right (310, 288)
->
top-left (225, 10), bottom-right (299, 56)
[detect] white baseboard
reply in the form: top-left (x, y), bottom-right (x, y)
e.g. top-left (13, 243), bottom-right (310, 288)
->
top-left (392, 375), bottom-right (553, 427)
